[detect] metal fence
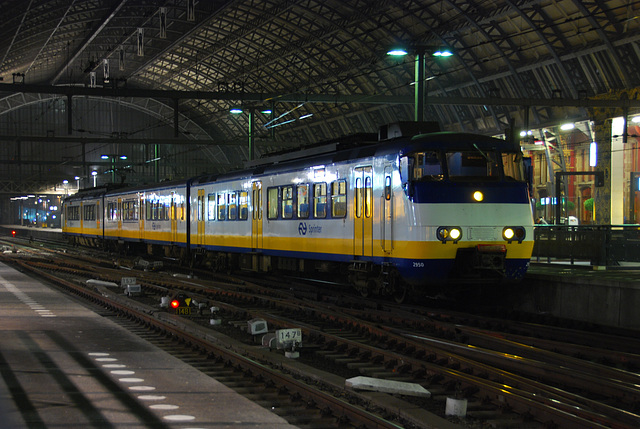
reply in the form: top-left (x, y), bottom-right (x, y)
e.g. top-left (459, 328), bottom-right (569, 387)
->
top-left (533, 225), bottom-right (640, 266)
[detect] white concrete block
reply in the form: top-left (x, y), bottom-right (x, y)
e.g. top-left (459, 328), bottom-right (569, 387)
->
top-left (345, 376), bottom-right (431, 398)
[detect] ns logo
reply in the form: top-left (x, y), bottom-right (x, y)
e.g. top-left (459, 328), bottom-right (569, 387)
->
top-left (298, 222), bottom-right (307, 235)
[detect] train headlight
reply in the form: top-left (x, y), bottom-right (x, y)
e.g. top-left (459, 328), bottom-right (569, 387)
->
top-left (503, 226), bottom-right (526, 243)
top-left (503, 227), bottom-right (515, 240)
top-left (437, 226), bottom-right (462, 244)
top-left (472, 191), bottom-right (484, 202)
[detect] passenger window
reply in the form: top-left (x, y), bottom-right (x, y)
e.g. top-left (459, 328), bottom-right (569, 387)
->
top-left (217, 193), bottom-right (226, 220)
top-left (331, 180), bottom-right (347, 218)
top-left (314, 183), bottom-right (327, 218)
top-left (207, 193), bottom-right (216, 220)
top-left (297, 184), bottom-right (309, 218)
top-left (282, 185), bottom-right (294, 219)
top-left (228, 192), bottom-right (238, 220)
top-left (239, 191), bottom-right (248, 220)
top-left (267, 187), bottom-right (279, 220)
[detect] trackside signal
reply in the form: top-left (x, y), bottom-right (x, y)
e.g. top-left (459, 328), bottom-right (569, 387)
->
top-left (170, 294), bottom-right (192, 315)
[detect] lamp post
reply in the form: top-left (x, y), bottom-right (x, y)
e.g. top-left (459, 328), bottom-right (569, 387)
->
top-left (101, 154), bottom-right (127, 183)
top-left (230, 106), bottom-right (272, 161)
top-left (92, 170), bottom-right (98, 187)
top-left (387, 46), bottom-right (452, 122)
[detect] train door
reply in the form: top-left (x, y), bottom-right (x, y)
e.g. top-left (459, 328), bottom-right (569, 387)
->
top-left (382, 165), bottom-right (393, 253)
top-left (251, 181), bottom-right (263, 250)
top-left (170, 192), bottom-right (178, 243)
top-left (354, 166), bottom-right (373, 257)
top-left (196, 189), bottom-right (205, 245)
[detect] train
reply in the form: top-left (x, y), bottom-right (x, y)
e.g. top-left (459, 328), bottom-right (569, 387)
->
top-left (62, 126), bottom-right (534, 302)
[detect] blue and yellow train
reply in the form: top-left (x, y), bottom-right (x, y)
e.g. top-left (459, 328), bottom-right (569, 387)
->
top-left (62, 129), bottom-right (534, 301)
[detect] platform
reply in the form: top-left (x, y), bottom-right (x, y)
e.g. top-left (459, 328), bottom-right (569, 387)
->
top-left (513, 262), bottom-right (640, 330)
top-left (0, 261), bottom-right (298, 429)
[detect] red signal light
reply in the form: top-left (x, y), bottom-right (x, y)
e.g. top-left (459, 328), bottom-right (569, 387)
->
top-left (170, 299), bottom-right (180, 309)
top-left (11, 230), bottom-right (16, 237)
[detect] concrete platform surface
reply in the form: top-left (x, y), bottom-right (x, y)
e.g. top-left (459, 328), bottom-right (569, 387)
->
top-left (0, 262), bottom-right (298, 429)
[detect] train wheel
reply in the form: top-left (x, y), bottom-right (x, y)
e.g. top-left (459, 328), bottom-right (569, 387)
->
top-left (358, 287), bottom-right (369, 298)
top-left (393, 285), bottom-right (407, 304)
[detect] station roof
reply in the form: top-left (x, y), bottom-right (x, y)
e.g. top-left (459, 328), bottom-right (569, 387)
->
top-left (1, 0), bottom-right (639, 193)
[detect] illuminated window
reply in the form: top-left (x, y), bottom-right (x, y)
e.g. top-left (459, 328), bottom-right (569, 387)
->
top-left (239, 191), bottom-right (248, 220)
top-left (207, 193), bottom-right (216, 220)
top-left (314, 183), bottom-right (327, 218)
top-left (282, 185), bottom-right (294, 219)
top-left (217, 193), bottom-right (226, 220)
top-left (331, 180), bottom-right (347, 218)
top-left (228, 192), bottom-right (238, 220)
top-left (267, 187), bottom-right (279, 219)
top-left (297, 184), bottom-right (309, 218)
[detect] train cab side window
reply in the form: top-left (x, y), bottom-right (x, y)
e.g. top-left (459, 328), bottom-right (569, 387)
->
top-left (267, 187), bottom-right (279, 220)
top-left (218, 193), bottom-right (227, 220)
top-left (239, 191), bottom-right (248, 220)
top-left (282, 185), bottom-right (294, 219)
top-left (412, 152), bottom-right (443, 181)
top-left (331, 180), bottom-right (347, 218)
top-left (228, 192), bottom-right (238, 220)
top-left (313, 183), bottom-right (327, 218)
top-left (297, 184), bottom-right (309, 219)
top-left (207, 193), bottom-right (215, 220)
top-left (502, 152), bottom-right (525, 181)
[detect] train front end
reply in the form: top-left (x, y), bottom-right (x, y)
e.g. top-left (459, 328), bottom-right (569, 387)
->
top-left (395, 132), bottom-right (534, 287)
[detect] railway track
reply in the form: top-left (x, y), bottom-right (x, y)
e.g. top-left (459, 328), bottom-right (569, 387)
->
top-left (2, 240), bottom-right (639, 429)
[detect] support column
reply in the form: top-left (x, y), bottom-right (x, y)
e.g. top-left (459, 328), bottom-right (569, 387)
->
top-left (594, 119), bottom-right (612, 224)
top-left (610, 117), bottom-right (625, 224)
top-left (414, 52), bottom-right (424, 122)
top-left (67, 94), bottom-right (73, 135)
top-left (248, 108), bottom-right (254, 161)
top-left (173, 98), bottom-right (179, 138)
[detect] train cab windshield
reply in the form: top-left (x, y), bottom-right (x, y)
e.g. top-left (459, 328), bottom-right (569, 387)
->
top-left (401, 146), bottom-right (525, 187)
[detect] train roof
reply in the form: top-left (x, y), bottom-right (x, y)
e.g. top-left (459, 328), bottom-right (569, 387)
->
top-left (191, 131), bottom-right (517, 186)
top-left (103, 178), bottom-right (189, 196)
top-left (62, 130), bottom-right (518, 194)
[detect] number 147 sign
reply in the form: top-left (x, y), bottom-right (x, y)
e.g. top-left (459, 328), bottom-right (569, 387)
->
top-left (275, 328), bottom-right (302, 349)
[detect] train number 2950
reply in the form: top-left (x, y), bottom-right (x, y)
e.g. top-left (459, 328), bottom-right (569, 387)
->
top-left (413, 261), bottom-right (425, 268)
